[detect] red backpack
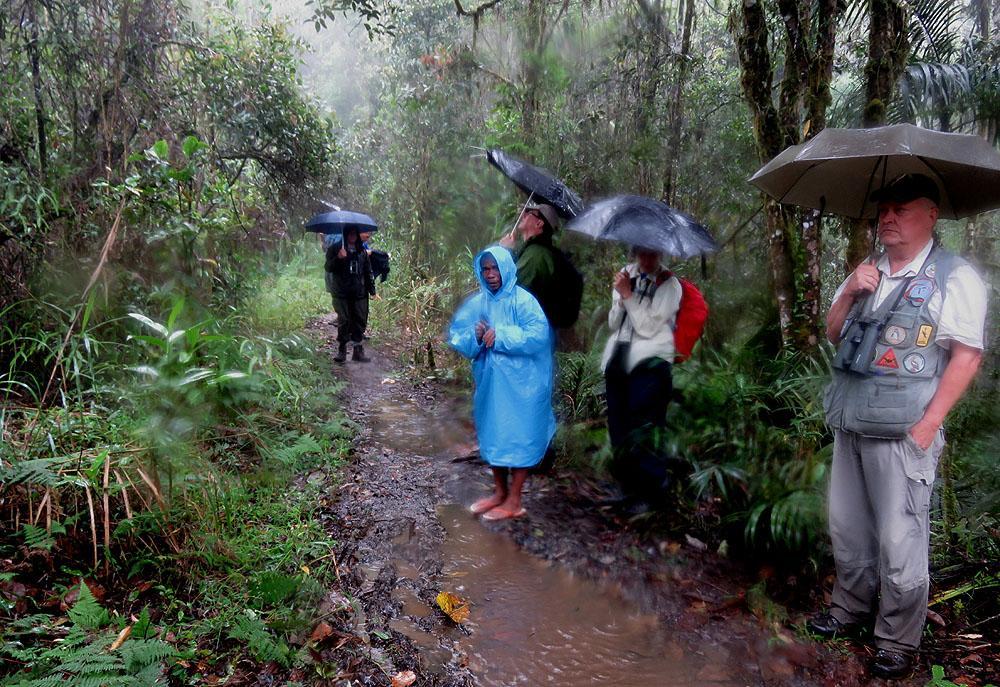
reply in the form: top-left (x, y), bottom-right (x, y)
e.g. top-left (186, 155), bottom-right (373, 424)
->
top-left (661, 271), bottom-right (708, 363)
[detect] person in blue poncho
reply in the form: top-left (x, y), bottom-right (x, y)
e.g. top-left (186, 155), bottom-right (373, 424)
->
top-left (448, 246), bottom-right (556, 521)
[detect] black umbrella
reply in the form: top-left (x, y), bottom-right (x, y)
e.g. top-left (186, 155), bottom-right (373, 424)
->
top-left (304, 210), bottom-right (378, 234)
top-left (566, 195), bottom-right (718, 259)
top-left (486, 149), bottom-right (584, 219)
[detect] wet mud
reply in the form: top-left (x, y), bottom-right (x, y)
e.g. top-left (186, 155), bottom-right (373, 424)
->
top-left (312, 316), bottom-right (932, 687)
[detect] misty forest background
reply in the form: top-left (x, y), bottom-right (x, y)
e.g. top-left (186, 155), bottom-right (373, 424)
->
top-left (0, 0), bottom-right (998, 684)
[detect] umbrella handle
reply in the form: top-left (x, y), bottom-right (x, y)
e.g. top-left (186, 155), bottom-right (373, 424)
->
top-left (499, 191), bottom-right (535, 242)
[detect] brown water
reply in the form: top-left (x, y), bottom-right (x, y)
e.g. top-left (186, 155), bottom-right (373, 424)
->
top-left (372, 398), bottom-right (474, 458)
top-left (372, 393), bottom-right (750, 686)
top-left (433, 503), bottom-right (744, 687)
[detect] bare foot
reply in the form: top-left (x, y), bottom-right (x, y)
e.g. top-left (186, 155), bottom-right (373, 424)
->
top-left (470, 495), bottom-right (505, 515)
top-left (482, 505), bottom-right (526, 521)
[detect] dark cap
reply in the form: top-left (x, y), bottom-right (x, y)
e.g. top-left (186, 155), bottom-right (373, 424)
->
top-left (870, 173), bottom-right (940, 206)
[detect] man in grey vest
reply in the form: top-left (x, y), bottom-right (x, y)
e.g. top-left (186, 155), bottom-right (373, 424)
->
top-left (809, 174), bottom-right (988, 679)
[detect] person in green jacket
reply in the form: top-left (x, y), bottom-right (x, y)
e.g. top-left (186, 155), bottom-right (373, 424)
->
top-left (499, 201), bottom-right (561, 325)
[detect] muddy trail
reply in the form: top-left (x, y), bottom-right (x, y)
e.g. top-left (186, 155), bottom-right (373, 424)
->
top-left (311, 317), bottom-right (927, 687)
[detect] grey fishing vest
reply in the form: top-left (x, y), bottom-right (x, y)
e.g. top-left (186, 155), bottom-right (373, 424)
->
top-left (824, 246), bottom-right (965, 438)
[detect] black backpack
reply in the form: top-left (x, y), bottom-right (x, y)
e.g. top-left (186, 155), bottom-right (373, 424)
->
top-left (546, 246), bottom-right (584, 329)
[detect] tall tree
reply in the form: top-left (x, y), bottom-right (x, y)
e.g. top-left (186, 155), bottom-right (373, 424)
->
top-left (732, 0), bottom-right (842, 351)
top-left (841, 0), bottom-right (910, 272)
top-left (661, 0), bottom-right (695, 204)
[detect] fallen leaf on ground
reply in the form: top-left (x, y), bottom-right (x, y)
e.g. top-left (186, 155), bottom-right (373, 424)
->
top-left (391, 670), bottom-right (417, 687)
top-left (309, 621), bottom-right (334, 644)
top-left (436, 591), bottom-right (470, 623)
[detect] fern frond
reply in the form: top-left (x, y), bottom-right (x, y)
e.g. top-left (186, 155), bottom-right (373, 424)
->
top-left (227, 613), bottom-right (291, 665)
top-left (118, 639), bottom-right (175, 673)
top-left (67, 583), bottom-right (110, 630)
top-left (20, 524), bottom-right (55, 551)
top-left (0, 458), bottom-right (67, 489)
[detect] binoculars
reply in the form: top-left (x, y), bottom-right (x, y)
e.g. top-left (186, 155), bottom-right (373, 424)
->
top-left (833, 316), bottom-right (883, 375)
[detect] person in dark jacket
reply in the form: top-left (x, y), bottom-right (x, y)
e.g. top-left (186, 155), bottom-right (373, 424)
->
top-left (325, 227), bottom-right (375, 363)
top-left (499, 201), bottom-right (560, 325)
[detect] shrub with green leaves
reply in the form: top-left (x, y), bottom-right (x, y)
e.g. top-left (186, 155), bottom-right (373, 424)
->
top-left (666, 344), bottom-right (832, 556)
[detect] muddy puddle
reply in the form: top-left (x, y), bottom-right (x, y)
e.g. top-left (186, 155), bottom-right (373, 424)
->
top-left (369, 388), bottom-right (751, 686)
top-left (372, 396), bottom-right (472, 458)
top-left (388, 504), bottom-right (749, 686)
top-left (445, 504), bottom-right (751, 685)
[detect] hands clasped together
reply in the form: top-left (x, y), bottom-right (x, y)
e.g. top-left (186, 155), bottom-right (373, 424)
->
top-left (475, 320), bottom-right (496, 348)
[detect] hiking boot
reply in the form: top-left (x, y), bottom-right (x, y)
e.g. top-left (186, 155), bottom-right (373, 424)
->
top-left (333, 342), bottom-right (347, 363)
top-left (870, 648), bottom-right (914, 679)
top-left (352, 344), bottom-right (370, 362)
top-left (806, 612), bottom-right (858, 638)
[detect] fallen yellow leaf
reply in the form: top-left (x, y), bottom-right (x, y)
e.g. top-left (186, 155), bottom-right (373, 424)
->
top-left (391, 670), bottom-right (417, 687)
top-left (435, 591), bottom-right (470, 623)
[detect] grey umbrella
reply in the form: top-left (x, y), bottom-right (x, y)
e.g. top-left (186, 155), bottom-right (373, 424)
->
top-left (566, 195), bottom-right (717, 259)
top-left (749, 124), bottom-right (1000, 219)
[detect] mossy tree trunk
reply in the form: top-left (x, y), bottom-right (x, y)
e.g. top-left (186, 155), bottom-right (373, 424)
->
top-left (844, 0), bottom-right (910, 273)
top-left (26, 0), bottom-right (48, 179)
top-left (661, 0), bottom-right (695, 205)
top-left (733, 0), bottom-right (841, 353)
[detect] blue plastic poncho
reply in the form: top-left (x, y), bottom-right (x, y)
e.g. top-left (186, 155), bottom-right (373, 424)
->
top-left (448, 246), bottom-right (556, 468)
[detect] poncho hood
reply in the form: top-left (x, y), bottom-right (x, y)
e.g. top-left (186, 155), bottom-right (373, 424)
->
top-left (474, 245), bottom-right (518, 299)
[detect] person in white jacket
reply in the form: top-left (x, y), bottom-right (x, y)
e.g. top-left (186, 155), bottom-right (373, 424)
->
top-left (600, 247), bottom-right (681, 502)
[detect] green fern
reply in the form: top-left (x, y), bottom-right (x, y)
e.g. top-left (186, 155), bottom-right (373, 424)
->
top-left (0, 458), bottom-right (68, 489)
top-left (227, 612), bottom-right (291, 665)
top-left (264, 432), bottom-right (323, 467)
top-left (67, 583), bottom-right (110, 630)
top-left (20, 522), bottom-right (65, 551)
top-left (1, 627), bottom-right (173, 687)
top-left (249, 571), bottom-right (301, 607)
top-left (119, 639), bottom-right (175, 674)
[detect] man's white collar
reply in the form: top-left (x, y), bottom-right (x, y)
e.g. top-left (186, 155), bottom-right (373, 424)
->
top-left (877, 239), bottom-right (934, 278)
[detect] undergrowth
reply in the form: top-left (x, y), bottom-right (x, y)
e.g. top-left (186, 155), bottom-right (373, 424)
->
top-left (1, 246), bottom-right (353, 684)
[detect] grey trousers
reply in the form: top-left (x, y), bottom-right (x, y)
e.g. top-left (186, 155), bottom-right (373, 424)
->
top-left (828, 428), bottom-right (944, 651)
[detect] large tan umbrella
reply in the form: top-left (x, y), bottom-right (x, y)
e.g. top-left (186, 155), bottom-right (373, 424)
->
top-left (749, 124), bottom-right (1000, 219)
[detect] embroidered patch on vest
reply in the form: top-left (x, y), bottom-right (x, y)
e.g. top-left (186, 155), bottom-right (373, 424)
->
top-left (903, 352), bottom-right (926, 374)
top-left (875, 348), bottom-right (899, 369)
top-left (916, 324), bottom-right (934, 347)
top-left (905, 278), bottom-right (936, 306)
top-left (924, 263), bottom-right (937, 279)
top-left (882, 325), bottom-right (907, 346)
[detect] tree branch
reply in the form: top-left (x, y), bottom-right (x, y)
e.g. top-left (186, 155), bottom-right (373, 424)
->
top-left (453, 0), bottom-right (504, 18)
